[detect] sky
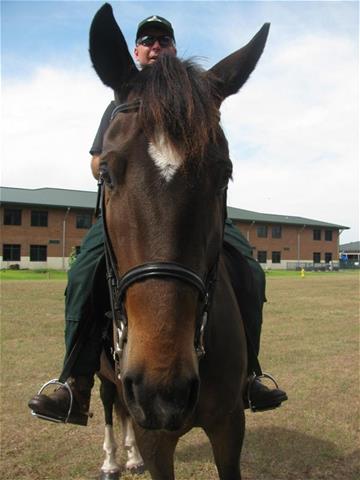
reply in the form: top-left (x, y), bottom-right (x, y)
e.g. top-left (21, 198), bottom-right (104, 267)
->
top-left (1, 0), bottom-right (359, 243)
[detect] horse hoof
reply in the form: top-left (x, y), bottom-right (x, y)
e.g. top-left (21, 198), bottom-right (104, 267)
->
top-left (127, 463), bottom-right (145, 475)
top-left (98, 470), bottom-right (120, 480)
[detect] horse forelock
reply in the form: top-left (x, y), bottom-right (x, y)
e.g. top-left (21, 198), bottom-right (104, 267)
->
top-left (135, 55), bottom-right (220, 164)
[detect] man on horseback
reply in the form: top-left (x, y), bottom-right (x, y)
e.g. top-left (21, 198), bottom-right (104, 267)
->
top-left (29, 14), bottom-right (287, 426)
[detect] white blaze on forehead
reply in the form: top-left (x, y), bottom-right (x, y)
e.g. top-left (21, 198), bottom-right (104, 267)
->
top-left (148, 133), bottom-right (183, 181)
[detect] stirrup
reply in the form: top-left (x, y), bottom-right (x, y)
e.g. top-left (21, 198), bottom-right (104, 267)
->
top-left (31, 378), bottom-right (73, 424)
top-left (247, 372), bottom-right (279, 413)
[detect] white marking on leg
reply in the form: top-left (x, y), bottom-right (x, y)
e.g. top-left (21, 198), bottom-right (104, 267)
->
top-left (123, 416), bottom-right (144, 471)
top-left (101, 424), bottom-right (120, 474)
top-left (148, 132), bottom-right (183, 181)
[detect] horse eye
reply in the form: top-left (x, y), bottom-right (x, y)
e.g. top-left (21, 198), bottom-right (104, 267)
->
top-left (217, 163), bottom-right (232, 193)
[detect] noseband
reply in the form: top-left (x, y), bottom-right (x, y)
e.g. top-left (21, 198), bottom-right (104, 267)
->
top-left (98, 100), bottom-right (224, 379)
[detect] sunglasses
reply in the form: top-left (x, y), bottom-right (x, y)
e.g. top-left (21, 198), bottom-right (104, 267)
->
top-left (137, 35), bottom-right (174, 48)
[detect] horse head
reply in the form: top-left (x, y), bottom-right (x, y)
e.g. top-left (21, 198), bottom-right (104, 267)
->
top-left (90, 3), bottom-right (269, 431)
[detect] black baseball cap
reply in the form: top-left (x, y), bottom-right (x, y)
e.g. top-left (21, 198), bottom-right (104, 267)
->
top-left (136, 15), bottom-right (175, 42)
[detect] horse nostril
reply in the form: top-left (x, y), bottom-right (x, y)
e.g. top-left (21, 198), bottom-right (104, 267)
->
top-left (123, 375), bottom-right (136, 405)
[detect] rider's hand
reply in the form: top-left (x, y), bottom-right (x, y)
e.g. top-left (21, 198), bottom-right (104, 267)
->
top-left (91, 155), bottom-right (101, 180)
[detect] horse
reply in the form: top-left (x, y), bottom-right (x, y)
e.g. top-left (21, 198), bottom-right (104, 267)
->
top-left (89, 4), bottom-right (270, 479)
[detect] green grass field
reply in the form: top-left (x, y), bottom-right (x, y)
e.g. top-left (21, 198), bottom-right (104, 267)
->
top-left (0, 269), bottom-right (67, 281)
top-left (0, 268), bottom-right (354, 281)
top-left (1, 272), bottom-right (359, 479)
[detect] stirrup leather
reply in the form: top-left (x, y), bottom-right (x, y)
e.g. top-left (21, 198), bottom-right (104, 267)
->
top-left (247, 372), bottom-right (279, 413)
top-left (30, 378), bottom-right (74, 423)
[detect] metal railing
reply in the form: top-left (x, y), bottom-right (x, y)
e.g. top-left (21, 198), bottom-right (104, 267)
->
top-left (287, 262), bottom-right (340, 271)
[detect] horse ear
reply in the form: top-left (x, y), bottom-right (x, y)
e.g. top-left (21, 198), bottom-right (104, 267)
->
top-left (210, 23), bottom-right (270, 103)
top-left (89, 3), bottom-right (138, 92)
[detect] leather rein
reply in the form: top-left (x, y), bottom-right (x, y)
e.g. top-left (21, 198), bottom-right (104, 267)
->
top-left (97, 100), bottom-right (225, 379)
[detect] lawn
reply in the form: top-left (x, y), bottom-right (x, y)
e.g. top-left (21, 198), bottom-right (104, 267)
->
top-left (1, 271), bottom-right (359, 479)
top-left (0, 269), bottom-right (67, 281)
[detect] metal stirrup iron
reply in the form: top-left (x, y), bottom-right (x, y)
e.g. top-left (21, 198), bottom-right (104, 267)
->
top-left (247, 372), bottom-right (280, 413)
top-left (30, 379), bottom-right (74, 423)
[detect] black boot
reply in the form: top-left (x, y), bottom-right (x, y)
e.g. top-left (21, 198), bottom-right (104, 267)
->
top-left (245, 375), bottom-right (288, 412)
top-left (28, 376), bottom-right (94, 426)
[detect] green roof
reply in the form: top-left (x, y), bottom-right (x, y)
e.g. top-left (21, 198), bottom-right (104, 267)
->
top-left (227, 206), bottom-right (349, 230)
top-left (339, 241), bottom-right (360, 252)
top-left (0, 186), bottom-right (96, 210)
top-left (0, 186), bottom-right (349, 229)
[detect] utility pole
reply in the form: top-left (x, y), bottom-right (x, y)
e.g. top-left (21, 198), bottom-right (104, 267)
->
top-left (297, 225), bottom-right (306, 267)
top-left (62, 207), bottom-right (71, 271)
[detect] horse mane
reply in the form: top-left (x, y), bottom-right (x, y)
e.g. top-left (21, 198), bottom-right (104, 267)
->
top-left (134, 54), bottom-right (221, 159)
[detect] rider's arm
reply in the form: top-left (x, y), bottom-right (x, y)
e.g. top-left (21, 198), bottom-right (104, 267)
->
top-left (89, 101), bottom-right (115, 178)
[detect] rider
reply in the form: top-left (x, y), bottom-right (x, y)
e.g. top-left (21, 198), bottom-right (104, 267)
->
top-left (29, 15), bottom-right (287, 426)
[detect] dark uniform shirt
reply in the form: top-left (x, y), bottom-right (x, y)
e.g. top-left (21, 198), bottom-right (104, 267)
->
top-left (89, 101), bottom-right (115, 155)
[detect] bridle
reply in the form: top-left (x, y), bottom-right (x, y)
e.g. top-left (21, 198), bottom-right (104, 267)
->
top-left (99, 180), bottom-right (220, 379)
top-left (97, 100), bottom-right (226, 380)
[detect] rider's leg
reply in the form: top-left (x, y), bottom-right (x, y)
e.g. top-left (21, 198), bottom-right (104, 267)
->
top-left (63, 218), bottom-right (105, 376)
top-left (223, 219), bottom-right (288, 411)
top-left (28, 218), bottom-right (105, 425)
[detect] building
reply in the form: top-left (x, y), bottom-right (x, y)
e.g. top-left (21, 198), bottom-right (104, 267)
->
top-left (0, 186), bottom-right (349, 270)
top-left (228, 207), bottom-right (348, 270)
top-left (1, 187), bottom-right (96, 270)
top-left (339, 241), bottom-right (360, 266)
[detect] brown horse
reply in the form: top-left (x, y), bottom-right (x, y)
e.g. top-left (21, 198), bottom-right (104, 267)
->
top-left (90, 4), bottom-right (270, 479)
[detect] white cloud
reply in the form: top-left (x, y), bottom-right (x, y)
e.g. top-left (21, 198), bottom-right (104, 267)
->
top-left (2, 66), bottom-right (111, 191)
top-left (1, 27), bottom-right (358, 244)
top-left (221, 32), bottom-right (358, 243)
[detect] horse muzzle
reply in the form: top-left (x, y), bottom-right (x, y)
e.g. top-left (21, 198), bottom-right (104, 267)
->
top-left (123, 372), bottom-right (200, 431)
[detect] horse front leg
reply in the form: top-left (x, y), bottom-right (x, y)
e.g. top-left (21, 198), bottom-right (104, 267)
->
top-left (99, 377), bottom-right (121, 480)
top-left (121, 414), bottom-right (145, 473)
top-left (204, 407), bottom-right (245, 480)
top-left (134, 426), bottom-right (179, 480)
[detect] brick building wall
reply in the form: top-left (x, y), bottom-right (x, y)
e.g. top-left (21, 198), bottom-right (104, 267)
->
top-left (1, 205), bottom-right (95, 269)
top-left (233, 221), bottom-right (340, 269)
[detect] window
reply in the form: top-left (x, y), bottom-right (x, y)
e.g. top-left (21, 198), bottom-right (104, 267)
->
top-left (3, 244), bottom-right (21, 261)
top-left (257, 251), bottom-right (267, 263)
top-left (76, 213), bottom-right (92, 229)
top-left (313, 252), bottom-right (321, 263)
top-left (30, 245), bottom-right (47, 262)
top-left (31, 210), bottom-right (48, 227)
top-left (272, 225), bottom-right (282, 238)
top-left (4, 208), bottom-right (21, 225)
top-left (313, 229), bottom-right (321, 241)
top-left (256, 225), bottom-right (268, 238)
top-left (325, 230), bottom-right (333, 241)
top-left (272, 251), bottom-right (281, 263)
top-left (325, 252), bottom-right (332, 263)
